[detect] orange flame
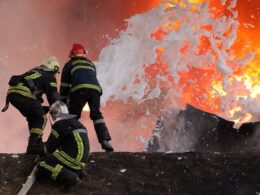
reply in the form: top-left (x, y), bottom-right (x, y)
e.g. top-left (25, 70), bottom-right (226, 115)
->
top-left (90, 0), bottom-right (258, 151)
top-left (85, 0), bottom-right (259, 129)
top-left (145, 0), bottom-right (259, 125)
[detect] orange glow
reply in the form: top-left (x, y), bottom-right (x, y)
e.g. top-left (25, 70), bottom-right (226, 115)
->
top-left (145, 0), bottom-right (259, 125)
top-left (148, 0), bottom-right (163, 8)
top-left (188, 0), bottom-right (208, 3)
top-left (77, 0), bottom-right (258, 129)
top-left (81, 0), bottom-right (258, 152)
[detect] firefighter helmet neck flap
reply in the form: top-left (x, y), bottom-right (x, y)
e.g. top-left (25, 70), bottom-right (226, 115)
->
top-left (49, 101), bottom-right (69, 121)
top-left (69, 43), bottom-right (87, 58)
top-left (42, 56), bottom-right (60, 73)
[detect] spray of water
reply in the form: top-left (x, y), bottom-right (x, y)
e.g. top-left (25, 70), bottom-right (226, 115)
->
top-left (0, 0), bottom-right (258, 153)
top-left (97, 0), bottom-right (255, 119)
top-left (96, 0), bottom-right (258, 151)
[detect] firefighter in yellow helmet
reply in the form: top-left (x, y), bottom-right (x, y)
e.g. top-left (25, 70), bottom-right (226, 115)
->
top-left (2, 56), bottom-right (61, 155)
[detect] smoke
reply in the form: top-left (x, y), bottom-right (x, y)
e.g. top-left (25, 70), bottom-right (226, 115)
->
top-left (0, 0), bottom-right (258, 153)
top-left (97, 0), bottom-right (255, 114)
top-left (96, 0), bottom-right (259, 152)
top-left (0, 0), bottom-right (157, 153)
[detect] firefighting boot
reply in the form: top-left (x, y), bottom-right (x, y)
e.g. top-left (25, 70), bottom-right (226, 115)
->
top-left (101, 141), bottom-right (114, 152)
top-left (77, 169), bottom-right (87, 179)
top-left (57, 168), bottom-right (82, 192)
top-left (26, 134), bottom-right (44, 155)
top-left (94, 122), bottom-right (113, 152)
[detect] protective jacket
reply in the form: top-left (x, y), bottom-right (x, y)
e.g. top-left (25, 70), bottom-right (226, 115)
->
top-left (60, 57), bottom-right (102, 101)
top-left (7, 66), bottom-right (60, 105)
top-left (44, 115), bottom-right (89, 170)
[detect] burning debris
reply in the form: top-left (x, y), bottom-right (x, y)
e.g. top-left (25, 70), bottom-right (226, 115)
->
top-left (146, 104), bottom-right (260, 153)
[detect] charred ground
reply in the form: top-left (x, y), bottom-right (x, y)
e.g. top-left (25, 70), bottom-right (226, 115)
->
top-left (0, 152), bottom-right (260, 195)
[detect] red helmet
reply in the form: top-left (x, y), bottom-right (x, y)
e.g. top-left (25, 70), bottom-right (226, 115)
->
top-left (69, 43), bottom-right (86, 57)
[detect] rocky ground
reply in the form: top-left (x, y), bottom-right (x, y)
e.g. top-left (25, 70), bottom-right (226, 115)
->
top-left (0, 152), bottom-right (260, 195)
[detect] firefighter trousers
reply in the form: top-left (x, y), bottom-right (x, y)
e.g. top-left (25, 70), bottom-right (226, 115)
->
top-left (8, 93), bottom-right (47, 137)
top-left (37, 154), bottom-right (83, 186)
top-left (68, 89), bottom-right (111, 142)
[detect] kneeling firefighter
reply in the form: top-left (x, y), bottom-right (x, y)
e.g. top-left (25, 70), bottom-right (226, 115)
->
top-left (37, 101), bottom-right (89, 191)
top-left (2, 56), bottom-right (61, 154)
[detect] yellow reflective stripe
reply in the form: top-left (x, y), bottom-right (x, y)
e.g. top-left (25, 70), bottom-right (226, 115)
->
top-left (9, 84), bottom-right (31, 93)
top-left (71, 65), bottom-right (95, 75)
top-left (74, 133), bottom-right (84, 161)
top-left (50, 82), bottom-right (57, 87)
top-left (24, 73), bottom-right (41, 80)
top-left (70, 84), bottom-right (101, 93)
top-left (51, 129), bottom-right (59, 138)
top-left (39, 162), bottom-right (63, 180)
top-left (39, 161), bottom-right (54, 172)
top-left (30, 128), bottom-right (43, 135)
top-left (54, 152), bottom-right (85, 170)
top-left (54, 153), bottom-right (76, 169)
top-left (51, 164), bottom-right (63, 180)
top-left (8, 83), bottom-right (37, 99)
top-left (61, 82), bottom-right (70, 87)
top-left (59, 151), bottom-right (81, 165)
top-left (72, 60), bottom-right (94, 66)
top-left (60, 151), bottom-right (85, 168)
top-left (7, 90), bottom-right (36, 99)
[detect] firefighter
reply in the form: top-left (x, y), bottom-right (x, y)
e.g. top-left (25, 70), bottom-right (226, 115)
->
top-left (60, 43), bottom-right (113, 152)
top-left (2, 56), bottom-right (60, 155)
top-left (37, 101), bottom-right (89, 191)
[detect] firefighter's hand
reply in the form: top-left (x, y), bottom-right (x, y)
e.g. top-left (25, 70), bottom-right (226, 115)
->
top-left (61, 97), bottom-right (68, 105)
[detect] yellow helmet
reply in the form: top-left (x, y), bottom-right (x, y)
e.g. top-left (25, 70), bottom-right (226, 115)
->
top-left (42, 56), bottom-right (60, 73)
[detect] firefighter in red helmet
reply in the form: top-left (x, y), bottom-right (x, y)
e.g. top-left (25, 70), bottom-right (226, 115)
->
top-left (60, 43), bottom-right (113, 152)
top-left (69, 43), bottom-right (86, 57)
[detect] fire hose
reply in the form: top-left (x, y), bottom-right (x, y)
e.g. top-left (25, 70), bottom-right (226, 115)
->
top-left (17, 156), bottom-right (39, 195)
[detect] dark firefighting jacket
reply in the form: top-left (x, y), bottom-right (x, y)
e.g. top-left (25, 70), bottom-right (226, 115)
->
top-left (60, 57), bottom-right (102, 100)
top-left (44, 115), bottom-right (89, 170)
top-left (7, 66), bottom-right (60, 105)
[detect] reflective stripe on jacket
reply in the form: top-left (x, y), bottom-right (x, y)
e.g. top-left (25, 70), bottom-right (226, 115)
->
top-left (7, 66), bottom-right (60, 105)
top-left (8, 83), bottom-right (36, 99)
top-left (60, 57), bottom-right (102, 99)
top-left (45, 116), bottom-right (89, 170)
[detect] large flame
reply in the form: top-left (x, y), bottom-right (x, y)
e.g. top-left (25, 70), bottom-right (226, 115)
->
top-left (139, 0), bottom-right (259, 126)
top-left (84, 0), bottom-right (259, 151)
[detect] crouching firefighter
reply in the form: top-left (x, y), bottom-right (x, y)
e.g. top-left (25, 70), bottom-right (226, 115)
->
top-left (2, 56), bottom-right (61, 155)
top-left (37, 101), bottom-right (89, 192)
top-left (60, 43), bottom-right (113, 152)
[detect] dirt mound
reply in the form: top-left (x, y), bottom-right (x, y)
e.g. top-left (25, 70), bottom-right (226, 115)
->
top-left (0, 152), bottom-right (260, 195)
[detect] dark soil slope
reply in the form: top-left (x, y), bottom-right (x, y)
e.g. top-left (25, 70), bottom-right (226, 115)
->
top-left (0, 152), bottom-right (260, 195)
